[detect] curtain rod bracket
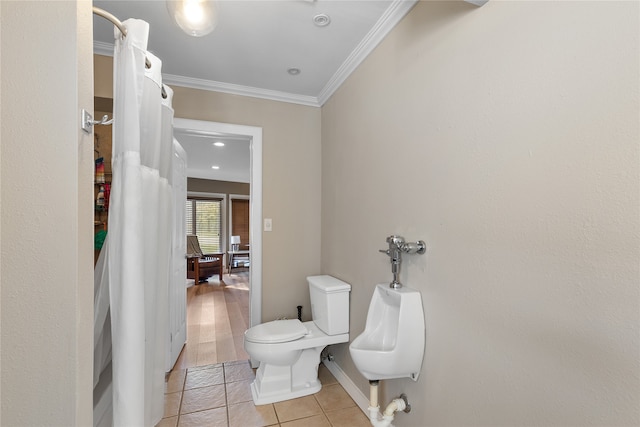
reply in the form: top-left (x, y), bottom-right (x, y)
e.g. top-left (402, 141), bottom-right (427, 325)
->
top-left (81, 109), bottom-right (113, 134)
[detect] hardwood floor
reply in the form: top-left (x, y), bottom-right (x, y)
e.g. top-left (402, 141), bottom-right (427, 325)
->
top-left (173, 271), bottom-right (250, 370)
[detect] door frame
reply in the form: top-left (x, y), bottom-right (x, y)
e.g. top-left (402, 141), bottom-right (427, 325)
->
top-left (173, 118), bottom-right (262, 329)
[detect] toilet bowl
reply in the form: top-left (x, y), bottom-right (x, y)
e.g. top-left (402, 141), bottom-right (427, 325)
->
top-left (244, 275), bottom-right (351, 405)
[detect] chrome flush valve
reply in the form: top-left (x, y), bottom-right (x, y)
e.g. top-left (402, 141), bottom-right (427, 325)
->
top-left (379, 235), bottom-right (426, 289)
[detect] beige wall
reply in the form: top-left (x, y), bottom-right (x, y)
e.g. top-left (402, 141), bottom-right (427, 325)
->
top-left (174, 87), bottom-right (322, 321)
top-left (94, 57), bottom-right (323, 321)
top-left (94, 54), bottom-right (114, 99)
top-left (4, 2), bottom-right (634, 424)
top-left (321, 1), bottom-right (639, 426)
top-left (1, 1), bottom-right (94, 425)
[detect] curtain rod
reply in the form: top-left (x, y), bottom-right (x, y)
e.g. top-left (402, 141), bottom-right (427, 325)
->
top-left (93, 7), bottom-right (127, 37)
top-left (92, 6), bottom-right (152, 70)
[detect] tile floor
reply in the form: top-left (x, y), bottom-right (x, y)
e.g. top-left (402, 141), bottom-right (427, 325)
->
top-left (158, 271), bottom-right (369, 426)
top-left (157, 360), bottom-right (371, 427)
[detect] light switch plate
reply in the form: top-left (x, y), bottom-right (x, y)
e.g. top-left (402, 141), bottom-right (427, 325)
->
top-left (264, 218), bottom-right (272, 232)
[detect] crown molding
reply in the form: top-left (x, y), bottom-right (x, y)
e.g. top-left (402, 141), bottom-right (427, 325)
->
top-left (94, 41), bottom-right (114, 57)
top-left (316, 0), bottom-right (417, 106)
top-left (92, 0), bottom-right (417, 108)
top-left (162, 74), bottom-right (321, 107)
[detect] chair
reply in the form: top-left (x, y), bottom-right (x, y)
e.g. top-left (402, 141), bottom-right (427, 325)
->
top-left (186, 235), bottom-right (223, 282)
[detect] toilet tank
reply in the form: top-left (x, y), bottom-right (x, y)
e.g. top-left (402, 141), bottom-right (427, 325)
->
top-left (307, 275), bottom-right (351, 335)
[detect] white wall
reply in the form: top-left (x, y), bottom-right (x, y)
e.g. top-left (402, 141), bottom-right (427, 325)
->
top-left (321, 1), bottom-right (639, 425)
top-left (0, 1), bottom-right (94, 425)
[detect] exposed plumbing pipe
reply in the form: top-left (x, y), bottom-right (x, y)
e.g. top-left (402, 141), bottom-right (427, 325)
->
top-left (367, 381), bottom-right (409, 427)
top-left (370, 380), bottom-right (379, 408)
top-left (383, 397), bottom-right (407, 418)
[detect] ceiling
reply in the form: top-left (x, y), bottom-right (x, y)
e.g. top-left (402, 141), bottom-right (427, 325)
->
top-left (93, 0), bottom-right (417, 107)
top-left (92, 0), bottom-right (418, 182)
top-left (174, 128), bottom-right (251, 182)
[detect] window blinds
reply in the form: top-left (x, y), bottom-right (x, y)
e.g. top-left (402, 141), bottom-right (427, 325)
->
top-left (185, 198), bottom-right (222, 253)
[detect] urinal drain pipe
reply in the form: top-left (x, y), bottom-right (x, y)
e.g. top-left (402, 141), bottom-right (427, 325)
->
top-left (367, 381), bottom-right (409, 427)
top-left (369, 380), bottom-right (379, 408)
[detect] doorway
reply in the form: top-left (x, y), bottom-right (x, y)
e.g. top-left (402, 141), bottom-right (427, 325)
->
top-left (173, 118), bottom-right (263, 337)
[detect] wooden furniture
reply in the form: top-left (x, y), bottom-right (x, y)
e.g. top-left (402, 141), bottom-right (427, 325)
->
top-left (186, 235), bottom-right (223, 282)
top-left (187, 254), bottom-right (222, 282)
top-left (227, 249), bottom-right (250, 272)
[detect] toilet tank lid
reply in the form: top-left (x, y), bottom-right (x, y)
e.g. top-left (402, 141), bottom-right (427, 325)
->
top-left (307, 275), bottom-right (351, 293)
top-left (244, 319), bottom-right (308, 344)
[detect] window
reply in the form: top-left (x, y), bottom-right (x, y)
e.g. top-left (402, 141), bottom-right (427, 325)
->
top-left (186, 198), bottom-right (222, 253)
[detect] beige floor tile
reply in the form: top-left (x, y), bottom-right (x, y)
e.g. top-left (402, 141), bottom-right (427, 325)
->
top-left (181, 384), bottom-right (226, 414)
top-left (178, 406), bottom-right (228, 427)
top-left (324, 406), bottom-right (371, 427)
top-left (314, 383), bottom-right (355, 412)
top-left (163, 392), bottom-right (182, 418)
top-left (225, 379), bottom-right (254, 405)
top-left (228, 401), bottom-right (278, 427)
top-left (165, 369), bottom-right (186, 394)
top-left (185, 365), bottom-right (224, 390)
top-left (274, 395), bottom-right (322, 423)
top-left (156, 416), bottom-right (178, 427)
top-left (224, 360), bottom-right (255, 383)
top-left (280, 414), bottom-right (331, 427)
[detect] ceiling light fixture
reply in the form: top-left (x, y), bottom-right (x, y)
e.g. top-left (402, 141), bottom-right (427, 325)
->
top-left (313, 13), bottom-right (331, 27)
top-left (167, 0), bottom-right (217, 37)
top-left (211, 165), bottom-right (220, 169)
top-left (287, 68), bottom-right (301, 76)
top-left (213, 141), bottom-right (225, 147)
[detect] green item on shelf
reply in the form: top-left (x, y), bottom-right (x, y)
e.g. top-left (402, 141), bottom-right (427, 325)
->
top-left (95, 230), bottom-right (107, 250)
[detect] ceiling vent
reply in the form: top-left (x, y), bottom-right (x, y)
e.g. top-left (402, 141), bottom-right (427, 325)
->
top-left (313, 13), bottom-right (331, 27)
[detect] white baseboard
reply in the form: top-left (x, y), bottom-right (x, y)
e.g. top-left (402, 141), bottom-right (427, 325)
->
top-left (322, 359), bottom-right (370, 415)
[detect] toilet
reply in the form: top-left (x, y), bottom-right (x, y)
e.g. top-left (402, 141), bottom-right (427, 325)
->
top-left (244, 275), bottom-right (351, 405)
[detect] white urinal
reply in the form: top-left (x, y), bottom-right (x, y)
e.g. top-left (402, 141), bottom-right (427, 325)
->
top-left (349, 284), bottom-right (425, 381)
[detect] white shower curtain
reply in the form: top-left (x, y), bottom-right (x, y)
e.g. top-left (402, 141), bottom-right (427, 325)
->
top-left (94, 18), bottom-right (172, 427)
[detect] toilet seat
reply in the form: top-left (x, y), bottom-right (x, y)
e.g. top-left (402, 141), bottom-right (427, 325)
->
top-left (245, 319), bottom-right (308, 344)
